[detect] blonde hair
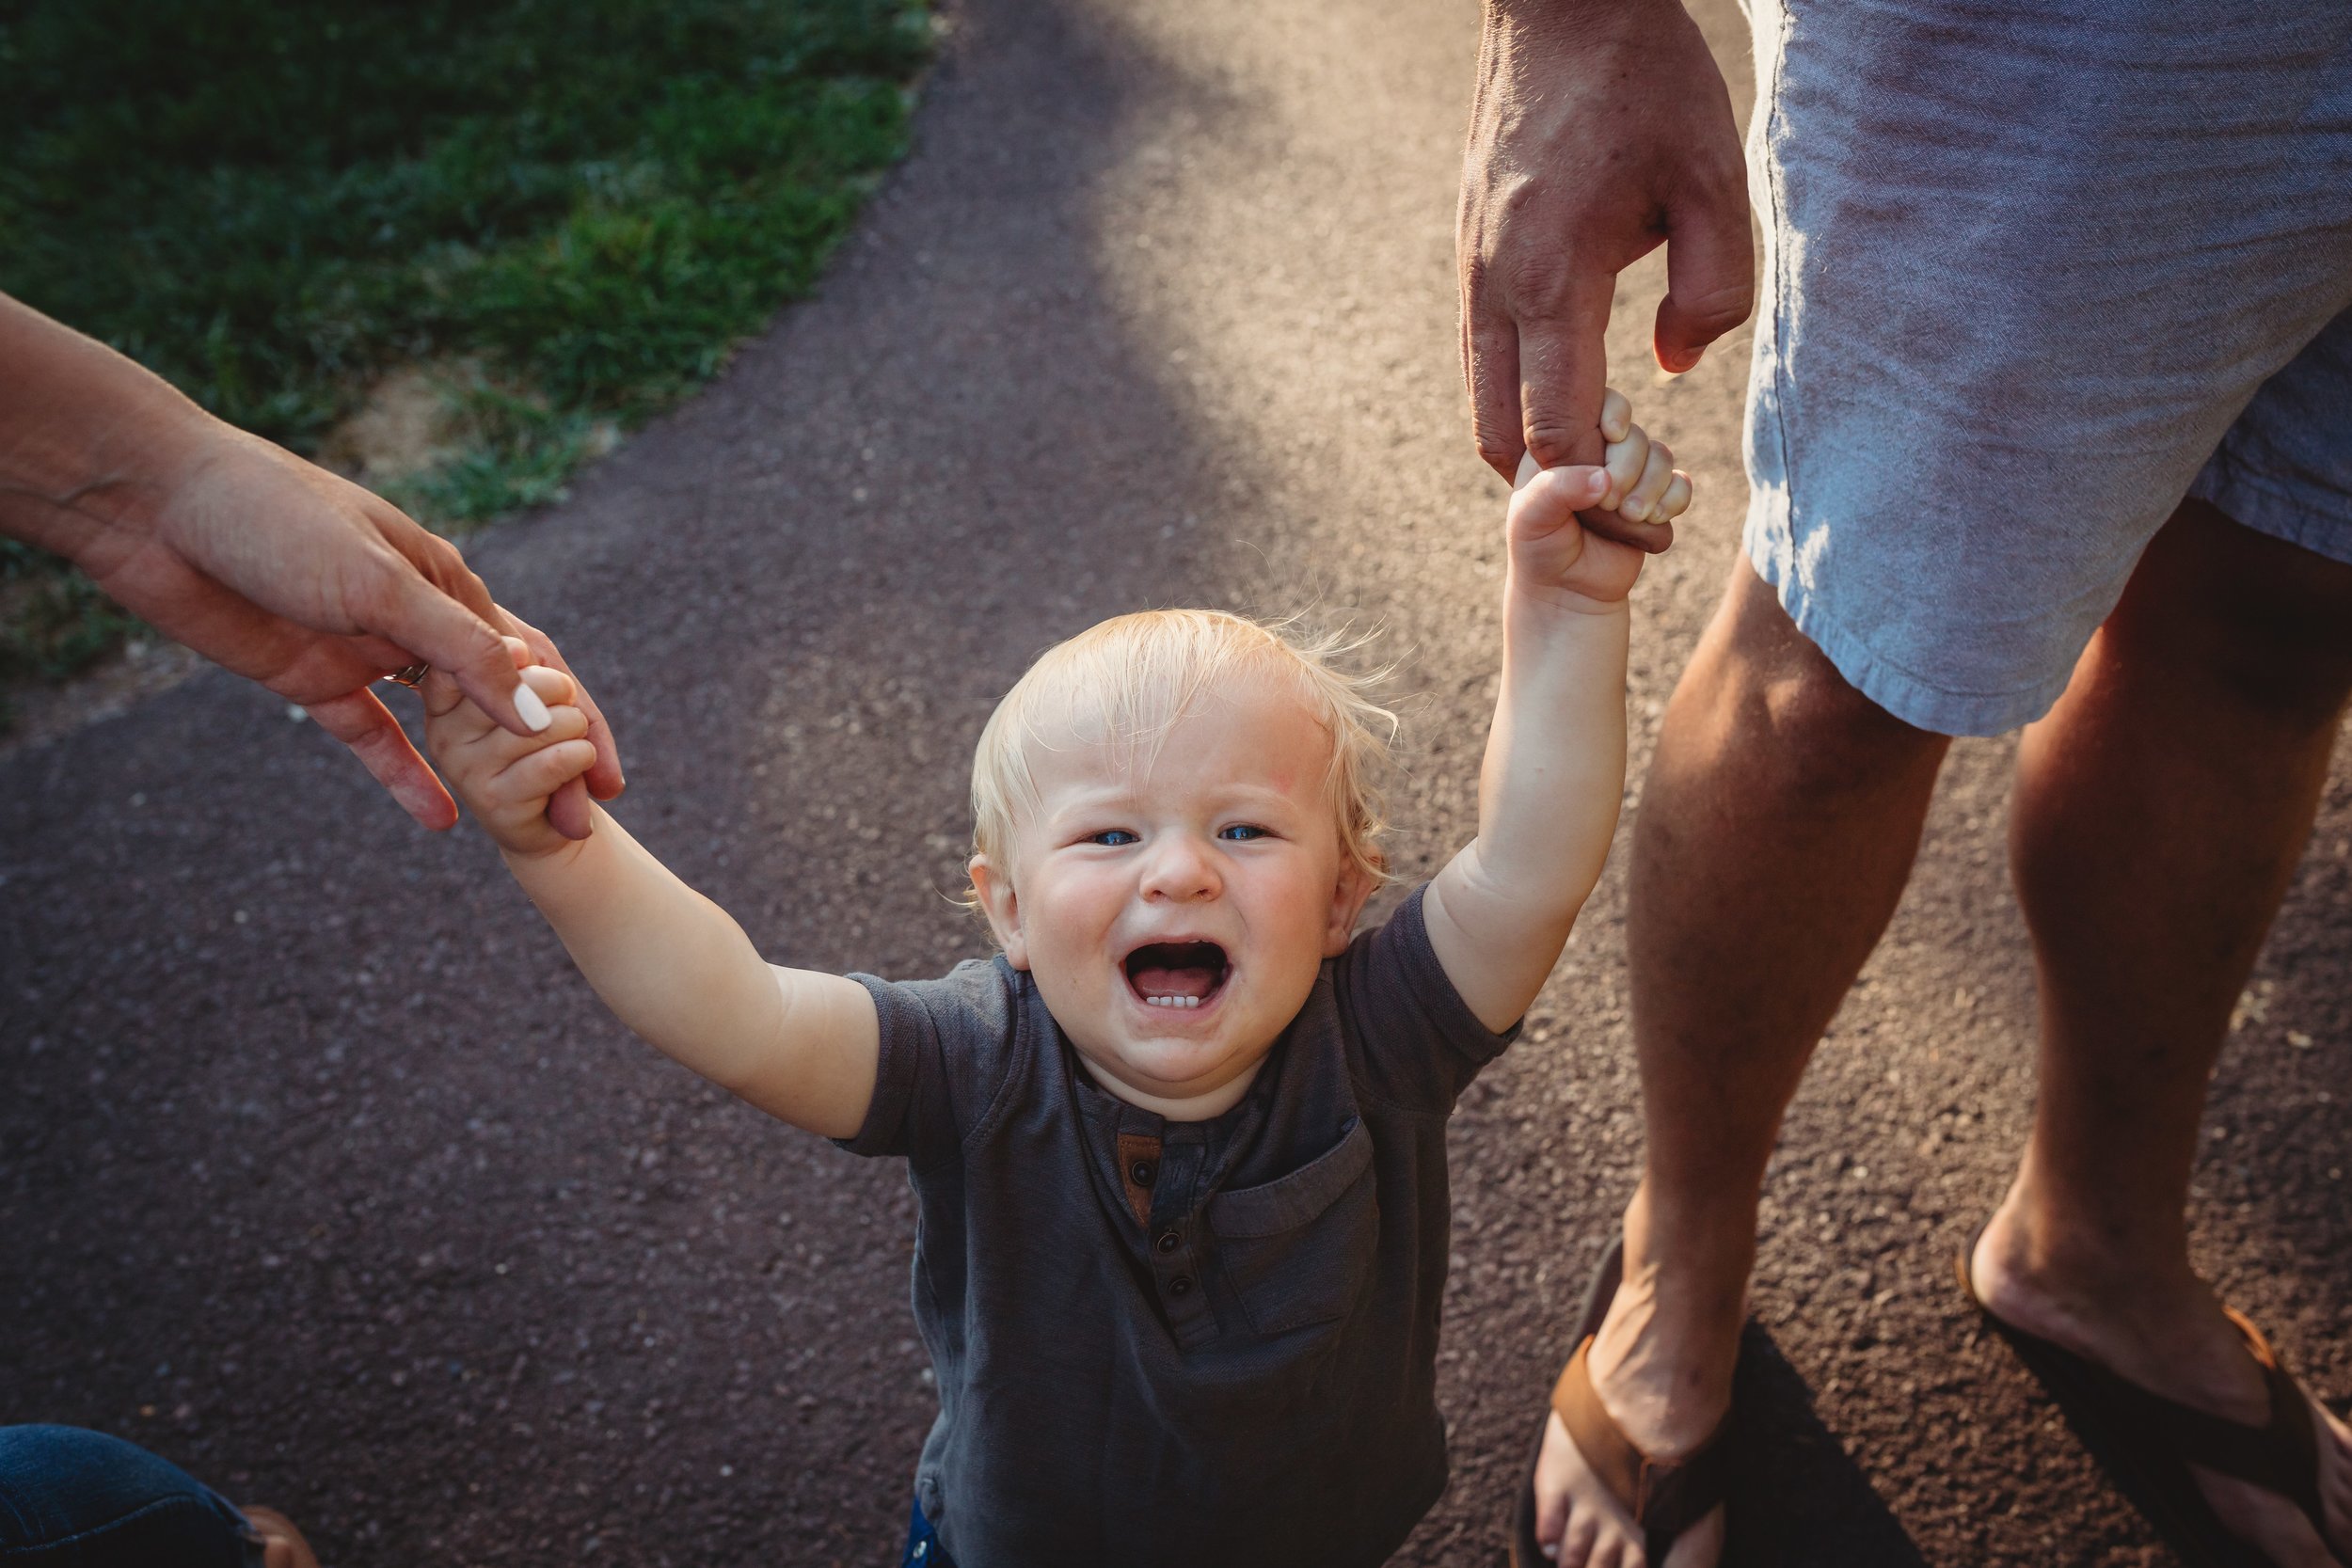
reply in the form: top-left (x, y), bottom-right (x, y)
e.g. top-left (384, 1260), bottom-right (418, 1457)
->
top-left (968, 610), bottom-right (1396, 897)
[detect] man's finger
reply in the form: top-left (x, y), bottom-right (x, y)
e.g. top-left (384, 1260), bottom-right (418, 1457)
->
top-left (1467, 313), bottom-right (1528, 479)
top-left (1516, 275), bottom-right (1614, 471)
top-left (304, 688), bottom-right (458, 831)
top-left (1578, 507), bottom-right (1675, 555)
top-left (359, 557), bottom-right (550, 739)
top-left (1655, 179), bottom-right (1756, 373)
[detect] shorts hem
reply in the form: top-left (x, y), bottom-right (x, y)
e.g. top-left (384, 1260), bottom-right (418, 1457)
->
top-left (2187, 469), bottom-right (2352, 567)
top-left (1742, 527), bottom-right (2074, 738)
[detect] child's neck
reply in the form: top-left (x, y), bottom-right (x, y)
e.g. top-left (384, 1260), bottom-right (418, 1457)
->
top-left (1073, 1050), bottom-right (1266, 1122)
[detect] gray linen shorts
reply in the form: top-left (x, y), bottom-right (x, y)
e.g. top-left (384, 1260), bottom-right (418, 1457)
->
top-left (1740, 0), bottom-right (2352, 736)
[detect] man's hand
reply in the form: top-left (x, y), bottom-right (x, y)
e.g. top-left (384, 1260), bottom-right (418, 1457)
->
top-left (422, 641), bottom-right (601, 860)
top-left (0, 292), bottom-right (622, 833)
top-left (1458, 0), bottom-right (1751, 483)
top-left (1509, 388), bottom-right (1691, 609)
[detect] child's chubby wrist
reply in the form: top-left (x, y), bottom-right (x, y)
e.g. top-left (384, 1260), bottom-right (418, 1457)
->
top-left (1503, 565), bottom-right (1635, 623)
top-left (497, 825), bottom-right (596, 877)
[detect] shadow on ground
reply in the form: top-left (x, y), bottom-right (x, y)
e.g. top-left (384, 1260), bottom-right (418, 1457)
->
top-left (1726, 1324), bottom-right (1930, 1568)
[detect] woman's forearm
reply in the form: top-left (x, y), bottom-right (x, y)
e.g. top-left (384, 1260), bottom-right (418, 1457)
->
top-left (0, 293), bottom-right (214, 556)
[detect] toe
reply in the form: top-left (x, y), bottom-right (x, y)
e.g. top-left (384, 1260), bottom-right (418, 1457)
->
top-left (1555, 1509), bottom-right (1600, 1568)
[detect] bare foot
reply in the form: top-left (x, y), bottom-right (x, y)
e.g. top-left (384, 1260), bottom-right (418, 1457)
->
top-left (1972, 1215), bottom-right (2352, 1568)
top-left (1530, 1245), bottom-right (1737, 1568)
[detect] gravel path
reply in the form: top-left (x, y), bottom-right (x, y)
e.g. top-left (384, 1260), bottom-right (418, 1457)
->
top-left (5, 1), bottom-right (2346, 1563)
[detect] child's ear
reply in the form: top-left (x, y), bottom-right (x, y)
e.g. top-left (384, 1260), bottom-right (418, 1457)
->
top-left (969, 855), bottom-right (1030, 971)
top-left (1321, 860), bottom-right (1379, 958)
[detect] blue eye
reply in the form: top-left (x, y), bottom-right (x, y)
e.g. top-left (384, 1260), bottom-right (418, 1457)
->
top-left (1217, 824), bottom-right (1269, 841)
top-left (1088, 830), bottom-right (1140, 847)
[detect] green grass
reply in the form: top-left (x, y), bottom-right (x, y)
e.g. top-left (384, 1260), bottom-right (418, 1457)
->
top-left (0, 0), bottom-right (930, 702)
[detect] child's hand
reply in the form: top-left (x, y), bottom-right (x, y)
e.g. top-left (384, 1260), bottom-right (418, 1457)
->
top-left (1507, 387), bottom-right (1691, 610)
top-left (422, 637), bottom-right (600, 859)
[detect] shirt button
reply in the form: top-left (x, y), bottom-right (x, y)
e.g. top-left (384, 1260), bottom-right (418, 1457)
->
top-left (1154, 1229), bottom-right (1181, 1254)
top-left (1168, 1275), bottom-right (1195, 1297)
top-left (1129, 1159), bottom-right (1157, 1187)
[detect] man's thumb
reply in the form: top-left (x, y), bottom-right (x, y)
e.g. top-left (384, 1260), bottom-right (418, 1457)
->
top-left (1655, 186), bottom-right (1756, 372)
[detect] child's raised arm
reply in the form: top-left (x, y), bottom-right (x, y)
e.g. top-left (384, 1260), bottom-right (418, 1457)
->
top-left (423, 649), bottom-right (878, 1139)
top-left (1423, 388), bottom-right (1690, 1032)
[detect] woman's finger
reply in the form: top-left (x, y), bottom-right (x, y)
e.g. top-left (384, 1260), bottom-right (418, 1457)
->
top-left (498, 607), bottom-right (625, 821)
top-left (359, 525), bottom-right (550, 739)
top-left (303, 687), bottom-right (457, 831)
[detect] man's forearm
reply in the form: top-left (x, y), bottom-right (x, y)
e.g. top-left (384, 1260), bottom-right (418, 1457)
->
top-left (0, 293), bottom-right (215, 557)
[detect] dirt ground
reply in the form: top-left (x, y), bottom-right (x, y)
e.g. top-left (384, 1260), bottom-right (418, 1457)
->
top-left (3, 0), bottom-right (2345, 1563)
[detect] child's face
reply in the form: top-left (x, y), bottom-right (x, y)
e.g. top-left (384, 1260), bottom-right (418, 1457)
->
top-left (971, 676), bottom-right (1375, 1119)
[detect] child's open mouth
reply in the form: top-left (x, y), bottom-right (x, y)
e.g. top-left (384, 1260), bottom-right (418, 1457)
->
top-left (1123, 940), bottom-right (1230, 1010)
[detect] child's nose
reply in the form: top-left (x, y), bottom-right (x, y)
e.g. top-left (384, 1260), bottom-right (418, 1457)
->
top-left (1139, 834), bottom-right (1221, 901)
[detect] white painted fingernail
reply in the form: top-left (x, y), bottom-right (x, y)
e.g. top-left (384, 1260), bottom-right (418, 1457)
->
top-left (515, 683), bottom-right (552, 732)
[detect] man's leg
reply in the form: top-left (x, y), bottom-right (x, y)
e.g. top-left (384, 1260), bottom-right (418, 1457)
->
top-left (1534, 559), bottom-right (1950, 1567)
top-left (1974, 500), bottom-right (2352, 1564)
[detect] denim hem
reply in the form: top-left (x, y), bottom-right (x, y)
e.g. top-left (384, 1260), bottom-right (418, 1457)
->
top-left (0, 1494), bottom-right (242, 1559)
top-left (1742, 510), bottom-right (2074, 738)
top-left (2188, 468), bottom-right (2352, 568)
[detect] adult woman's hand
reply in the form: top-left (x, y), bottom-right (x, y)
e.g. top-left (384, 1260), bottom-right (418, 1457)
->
top-left (0, 292), bottom-right (622, 834)
top-left (1458, 0), bottom-right (1753, 491)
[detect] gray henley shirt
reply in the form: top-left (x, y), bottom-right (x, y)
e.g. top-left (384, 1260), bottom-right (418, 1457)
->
top-left (841, 885), bottom-right (1518, 1566)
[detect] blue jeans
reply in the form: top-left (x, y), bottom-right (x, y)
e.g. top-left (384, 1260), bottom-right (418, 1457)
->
top-left (0, 1427), bottom-right (262, 1565)
top-left (898, 1496), bottom-right (956, 1568)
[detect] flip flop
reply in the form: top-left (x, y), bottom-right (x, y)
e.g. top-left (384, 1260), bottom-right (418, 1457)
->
top-left (1956, 1241), bottom-right (2338, 1568)
top-left (1508, 1238), bottom-right (1734, 1568)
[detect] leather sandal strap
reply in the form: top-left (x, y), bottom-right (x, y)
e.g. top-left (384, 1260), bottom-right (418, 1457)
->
top-left (1551, 1335), bottom-right (1733, 1560)
top-left (2060, 1306), bottom-right (2327, 1538)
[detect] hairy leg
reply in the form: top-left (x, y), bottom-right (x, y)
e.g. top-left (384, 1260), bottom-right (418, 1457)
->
top-left (1975, 499), bottom-right (2352, 1566)
top-left (1534, 560), bottom-right (1949, 1567)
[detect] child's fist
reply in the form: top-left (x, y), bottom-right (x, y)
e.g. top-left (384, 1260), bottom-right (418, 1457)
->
top-left (422, 637), bottom-right (600, 859)
top-left (1506, 388), bottom-right (1691, 609)
top-left (1592, 388), bottom-right (1692, 532)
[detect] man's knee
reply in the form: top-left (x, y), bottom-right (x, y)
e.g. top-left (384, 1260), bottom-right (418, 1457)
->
top-left (1667, 563), bottom-right (1948, 803)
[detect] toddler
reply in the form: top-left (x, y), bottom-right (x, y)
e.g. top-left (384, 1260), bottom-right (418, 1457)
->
top-left (422, 392), bottom-right (1689, 1567)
